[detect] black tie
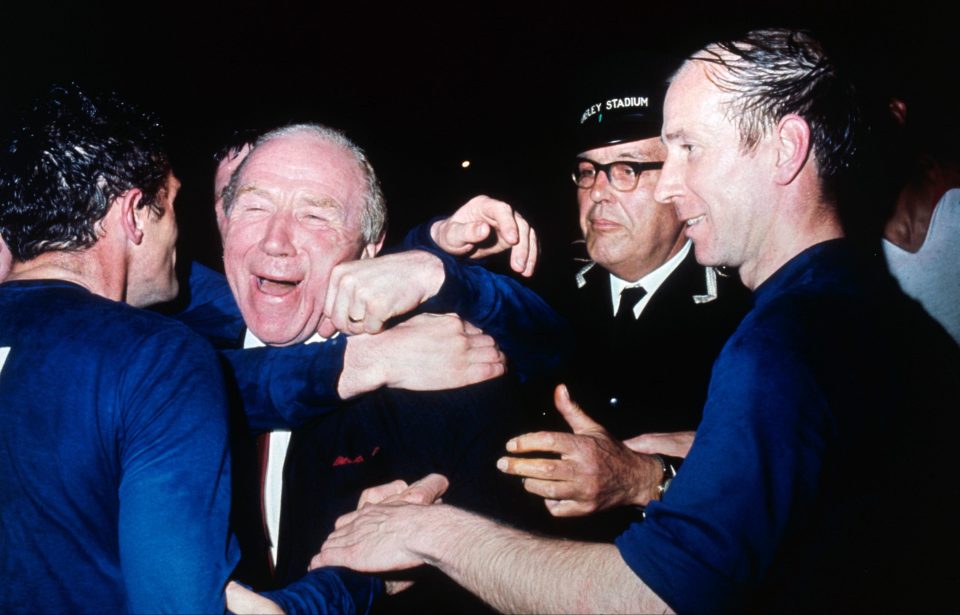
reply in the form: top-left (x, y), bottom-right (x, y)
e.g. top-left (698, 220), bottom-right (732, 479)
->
top-left (615, 285), bottom-right (647, 323)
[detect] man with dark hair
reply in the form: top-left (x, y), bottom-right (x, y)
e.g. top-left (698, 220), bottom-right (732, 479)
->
top-left (314, 28), bottom-right (960, 613)
top-left (0, 84), bottom-right (233, 612)
top-left (0, 85), bottom-right (384, 614)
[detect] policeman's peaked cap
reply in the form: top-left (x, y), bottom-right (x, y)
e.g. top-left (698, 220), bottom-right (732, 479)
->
top-left (572, 58), bottom-right (676, 155)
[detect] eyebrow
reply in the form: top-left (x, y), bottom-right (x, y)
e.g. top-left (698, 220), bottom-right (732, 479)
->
top-left (234, 185), bottom-right (278, 201)
top-left (301, 196), bottom-right (340, 209)
top-left (662, 130), bottom-right (685, 143)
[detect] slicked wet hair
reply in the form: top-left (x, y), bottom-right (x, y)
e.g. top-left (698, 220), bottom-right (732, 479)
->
top-left (222, 123), bottom-right (387, 244)
top-left (691, 28), bottom-right (863, 204)
top-left (0, 84), bottom-right (170, 262)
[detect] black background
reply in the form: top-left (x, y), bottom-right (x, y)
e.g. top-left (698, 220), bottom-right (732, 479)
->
top-left (1, 0), bottom-right (953, 272)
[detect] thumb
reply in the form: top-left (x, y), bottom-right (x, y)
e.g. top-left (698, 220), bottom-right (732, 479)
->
top-left (402, 473), bottom-right (449, 504)
top-left (463, 221), bottom-right (491, 244)
top-left (317, 316), bottom-right (338, 338)
top-left (553, 384), bottom-right (602, 434)
top-left (441, 221), bottom-right (489, 252)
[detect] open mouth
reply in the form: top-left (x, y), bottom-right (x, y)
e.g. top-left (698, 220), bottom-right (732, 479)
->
top-left (685, 214), bottom-right (706, 227)
top-left (256, 276), bottom-right (300, 297)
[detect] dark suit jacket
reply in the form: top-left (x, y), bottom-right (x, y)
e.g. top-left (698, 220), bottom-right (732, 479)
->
top-left (233, 378), bottom-right (544, 613)
top-left (535, 249), bottom-right (751, 542)
top-left (561, 250), bottom-right (751, 439)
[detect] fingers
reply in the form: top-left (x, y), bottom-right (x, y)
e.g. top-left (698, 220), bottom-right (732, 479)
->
top-left (508, 212), bottom-right (536, 276)
top-left (520, 225), bottom-right (539, 277)
top-left (461, 358), bottom-right (507, 385)
top-left (317, 316), bottom-right (338, 339)
top-left (400, 473), bottom-right (449, 505)
top-left (322, 267), bottom-right (391, 336)
top-left (544, 497), bottom-right (593, 518)
top-left (497, 453), bottom-right (575, 481)
top-left (357, 479), bottom-right (409, 509)
top-left (624, 430), bottom-right (695, 458)
top-left (478, 197), bottom-right (519, 245)
top-left (552, 384), bottom-right (603, 435)
top-left (444, 220), bottom-right (493, 254)
top-left (504, 429), bottom-right (574, 455)
top-left (334, 508), bottom-right (362, 530)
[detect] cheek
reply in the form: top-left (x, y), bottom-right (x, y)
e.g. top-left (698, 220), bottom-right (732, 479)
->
top-left (576, 195), bottom-right (592, 231)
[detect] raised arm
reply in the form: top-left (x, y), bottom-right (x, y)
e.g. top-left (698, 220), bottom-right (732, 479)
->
top-left (393, 199), bottom-right (568, 381)
top-left (172, 262), bottom-right (506, 431)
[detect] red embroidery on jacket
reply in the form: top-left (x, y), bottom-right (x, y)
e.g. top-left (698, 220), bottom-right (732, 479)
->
top-left (332, 446), bottom-right (381, 466)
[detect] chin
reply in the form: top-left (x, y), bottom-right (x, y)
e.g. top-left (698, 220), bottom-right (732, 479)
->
top-left (247, 319), bottom-right (313, 348)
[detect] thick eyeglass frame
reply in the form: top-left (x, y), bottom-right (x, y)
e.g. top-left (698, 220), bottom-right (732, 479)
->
top-left (571, 158), bottom-right (665, 191)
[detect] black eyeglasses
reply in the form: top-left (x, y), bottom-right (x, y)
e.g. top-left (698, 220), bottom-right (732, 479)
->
top-left (572, 158), bottom-right (664, 191)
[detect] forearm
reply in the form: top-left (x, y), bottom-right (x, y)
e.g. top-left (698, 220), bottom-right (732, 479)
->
top-left (399, 222), bottom-right (569, 380)
top-left (220, 337), bottom-right (348, 431)
top-left (416, 506), bottom-right (670, 614)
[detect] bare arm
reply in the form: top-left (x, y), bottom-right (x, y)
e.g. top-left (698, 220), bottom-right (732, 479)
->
top-left (315, 498), bottom-right (671, 614)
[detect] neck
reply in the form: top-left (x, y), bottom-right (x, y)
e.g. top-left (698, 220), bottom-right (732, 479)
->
top-left (6, 248), bottom-right (126, 302)
top-left (883, 159), bottom-right (960, 252)
top-left (739, 189), bottom-right (844, 291)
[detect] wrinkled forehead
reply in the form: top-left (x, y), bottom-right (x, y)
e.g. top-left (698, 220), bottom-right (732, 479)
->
top-left (237, 132), bottom-right (367, 218)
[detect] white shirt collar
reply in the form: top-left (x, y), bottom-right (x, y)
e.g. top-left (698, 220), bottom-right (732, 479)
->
top-left (243, 329), bottom-right (329, 349)
top-left (609, 240), bottom-right (691, 318)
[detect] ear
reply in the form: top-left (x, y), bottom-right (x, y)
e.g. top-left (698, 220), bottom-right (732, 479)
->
top-left (359, 236), bottom-right (385, 260)
top-left (773, 114), bottom-right (812, 186)
top-left (117, 189), bottom-right (146, 245)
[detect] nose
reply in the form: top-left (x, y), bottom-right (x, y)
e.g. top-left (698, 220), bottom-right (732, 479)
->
top-left (260, 211), bottom-right (296, 257)
top-left (654, 154), bottom-right (682, 205)
top-left (589, 168), bottom-right (614, 202)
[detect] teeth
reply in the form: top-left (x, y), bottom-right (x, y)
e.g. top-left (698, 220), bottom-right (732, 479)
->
top-left (686, 215), bottom-right (706, 227)
top-left (257, 277), bottom-right (298, 296)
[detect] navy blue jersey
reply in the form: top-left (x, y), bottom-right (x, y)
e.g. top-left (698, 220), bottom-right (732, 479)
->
top-left (616, 241), bottom-right (960, 613)
top-left (0, 280), bottom-right (238, 613)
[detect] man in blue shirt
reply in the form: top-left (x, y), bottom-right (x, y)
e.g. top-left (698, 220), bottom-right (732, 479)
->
top-left (312, 28), bottom-right (960, 613)
top-left (0, 85), bottom-right (377, 614)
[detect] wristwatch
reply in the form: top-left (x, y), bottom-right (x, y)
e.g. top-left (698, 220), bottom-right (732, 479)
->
top-left (650, 454), bottom-right (678, 500)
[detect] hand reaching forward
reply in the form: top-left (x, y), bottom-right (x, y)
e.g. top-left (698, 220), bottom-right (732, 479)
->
top-left (496, 384), bottom-right (664, 516)
top-left (430, 195), bottom-right (538, 277)
top-left (338, 313), bottom-right (506, 398)
top-left (320, 250), bottom-right (446, 337)
top-left (312, 474), bottom-right (449, 595)
top-left (311, 475), bottom-right (451, 576)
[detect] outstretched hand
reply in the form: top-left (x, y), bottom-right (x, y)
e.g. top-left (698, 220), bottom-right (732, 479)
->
top-left (314, 474), bottom-right (449, 595)
top-left (497, 384), bottom-right (663, 516)
top-left (311, 475), bottom-right (451, 579)
top-left (430, 195), bottom-right (538, 277)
